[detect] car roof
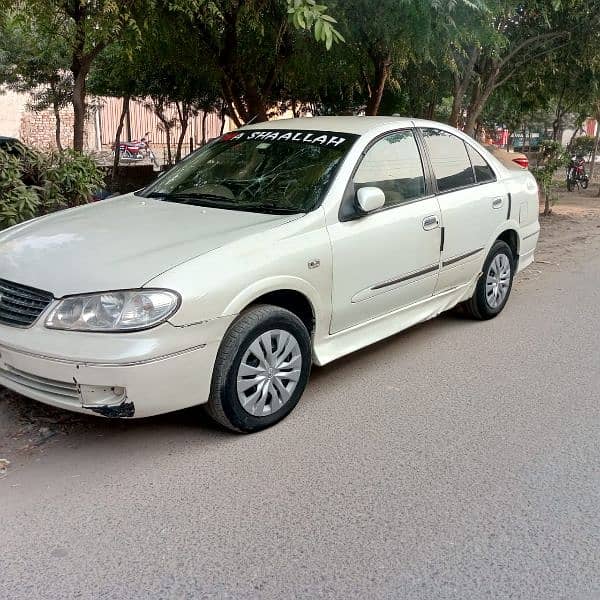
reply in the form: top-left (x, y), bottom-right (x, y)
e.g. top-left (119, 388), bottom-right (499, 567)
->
top-left (240, 116), bottom-right (415, 135)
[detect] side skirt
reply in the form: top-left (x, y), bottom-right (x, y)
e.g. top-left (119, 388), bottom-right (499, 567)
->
top-left (312, 274), bottom-right (479, 366)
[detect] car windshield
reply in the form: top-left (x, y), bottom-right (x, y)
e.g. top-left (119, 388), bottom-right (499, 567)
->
top-left (138, 129), bottom-right (358, 214)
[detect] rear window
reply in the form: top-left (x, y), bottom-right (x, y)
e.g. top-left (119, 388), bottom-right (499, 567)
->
top-left (420, 128), bottom-right (475, 193)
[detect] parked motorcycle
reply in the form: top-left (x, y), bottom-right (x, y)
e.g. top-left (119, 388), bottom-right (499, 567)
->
top-left (112, 132), bottom-right (159, 168)
top-left (566, 154), bottom-right (589, 191)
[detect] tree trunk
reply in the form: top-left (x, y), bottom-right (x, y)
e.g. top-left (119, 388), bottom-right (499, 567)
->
top-left (175, 102), bottom-right (190, 163)
top-left (244, 78), bottom-right (269, 123)
top-left (552, 89), bottom-right (566, 142)
top-left (588, 116), bottom-right (600, 180)
top-left (543, 187), bottom-right (552, 216)
top-left (164, 128), bottom-right (172, 166)
top-left (112, 95), bottom-right (130, 188)
top-left (449, 77), bottom-right (462, 128)
top-left (176, 118), bottom-right (189, 162)
top-left (71, 67), bottom-right (88, 151)
top-left (425, 100), bottom-right (436, 121)
top-left (365, 53), bottom-right (391, 117)
top-left (567, 126), bottom-right (580, 150)
top-left (222, 77), bottom-right (247, 125)
top-left (52, 99), bottom-right (63, 152)
top-left (449, 48), bottom-right (479, 128)
top-left (219, 109), bottom-right (226, 135)
top-left (201, 111), bottom-right (208, 145)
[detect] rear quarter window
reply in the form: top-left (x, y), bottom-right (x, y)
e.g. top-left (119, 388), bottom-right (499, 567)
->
top-left (420, 128), bottom-right (475, 193)
top-left (466, 145), bottom-right (496, 183)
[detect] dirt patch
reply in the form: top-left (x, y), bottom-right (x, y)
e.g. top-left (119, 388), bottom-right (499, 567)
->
top-left (515, 188), bottom-right (600, 286)
top-left (0, 387), bottom-right (99, 468)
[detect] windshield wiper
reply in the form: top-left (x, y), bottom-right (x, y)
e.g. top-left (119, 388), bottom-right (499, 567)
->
top-left (145, 191), bottom-right (234, 205)
top-left (146, 191), bottom-right (301, 214)
top-left (237, 204), bottom-right (301, 215)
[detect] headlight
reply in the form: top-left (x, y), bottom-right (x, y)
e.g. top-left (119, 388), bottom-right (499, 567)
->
top-left (45, 289), bottom-right (180, 332)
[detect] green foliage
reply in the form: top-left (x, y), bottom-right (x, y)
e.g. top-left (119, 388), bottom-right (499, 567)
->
top-left (0, 148), bottom-right (104, 231)
top-left (286, 0), bottom-right (344, 49)
top-left (0, 9), bottom-right (71, 109)
top-left (568, 135), bottom-right (596, 158)
top-left (0, 151), bottom-right (40, 229)
top-left (531, 140), bottom-right (568, 214)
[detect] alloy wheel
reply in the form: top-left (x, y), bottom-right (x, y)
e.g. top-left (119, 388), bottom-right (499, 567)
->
top-left (486, 253), bottom-right (511, 309)
top-left (236, 329), bottom-right (302, 417)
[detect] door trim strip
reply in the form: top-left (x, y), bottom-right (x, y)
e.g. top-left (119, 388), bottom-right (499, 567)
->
top-left (442, 247), bottom-right (484, 268)
top-left (371, 264), bottom-right (439, 291)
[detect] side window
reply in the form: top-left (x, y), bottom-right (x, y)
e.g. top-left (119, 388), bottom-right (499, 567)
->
top-left (353, 130), bottom-right (426, 208)
top-left (466, 144), bottom-right (496, 183)
top-left (421, 128), bottom-right (475, 193)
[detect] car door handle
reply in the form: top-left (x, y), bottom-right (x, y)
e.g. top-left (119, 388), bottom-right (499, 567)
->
top-left (492, 197), bottom-right (504, 209)
top-left (422, 215), bottom-right (439, 230)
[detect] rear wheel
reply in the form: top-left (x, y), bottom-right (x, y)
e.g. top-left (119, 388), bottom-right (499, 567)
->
top-left (205, 305), bottom-right (312, 433)
top-left (463, 240), bottom-right (515, 320)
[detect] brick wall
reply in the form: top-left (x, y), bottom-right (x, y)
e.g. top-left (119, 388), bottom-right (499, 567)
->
top-left (19, 107), bottom-right (94, 150)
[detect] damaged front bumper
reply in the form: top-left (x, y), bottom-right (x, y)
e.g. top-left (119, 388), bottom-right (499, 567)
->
top-left (0, 318), bottom-right (233, 418)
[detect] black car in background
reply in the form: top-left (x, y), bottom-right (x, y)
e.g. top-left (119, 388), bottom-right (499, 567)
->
top-left (0, 136), bottom-right (26, 157)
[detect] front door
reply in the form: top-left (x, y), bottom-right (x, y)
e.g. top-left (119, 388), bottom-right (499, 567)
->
top-left (327, 129), bottom-right (442, 334)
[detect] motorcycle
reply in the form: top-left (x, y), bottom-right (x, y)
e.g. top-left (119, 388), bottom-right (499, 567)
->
top-left (112, 132), bottom-right (159, 168)
top-left (566, 154), bottom-right (589, 191)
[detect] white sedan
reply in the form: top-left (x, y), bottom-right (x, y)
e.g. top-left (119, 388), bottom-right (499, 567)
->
top-left (0, 117), bottom-right (539, 432)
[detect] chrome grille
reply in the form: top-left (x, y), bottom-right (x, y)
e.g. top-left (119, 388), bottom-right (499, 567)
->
top-left (0, 278), bottom-right (54, 327)
top-left (0, 365), bottom-right (80, 402)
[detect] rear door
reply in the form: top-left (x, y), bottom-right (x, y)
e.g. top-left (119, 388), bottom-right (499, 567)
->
top-left (419, 128), bottom-right (508, 294)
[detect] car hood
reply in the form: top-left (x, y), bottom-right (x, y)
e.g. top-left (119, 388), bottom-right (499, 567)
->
top-left (0, 194), bottom-right (298, 296)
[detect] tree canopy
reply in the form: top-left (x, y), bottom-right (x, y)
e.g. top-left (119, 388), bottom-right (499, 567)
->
top-left (1, 0), bottom-right (600, 152)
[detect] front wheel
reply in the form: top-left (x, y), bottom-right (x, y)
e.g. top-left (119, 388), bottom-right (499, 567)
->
top-left (581, 177), bottom-right (589, 190)
top-left (462, 240), bottom-right (515, 320)
top-left (205, 305), bottom-right (312, 433)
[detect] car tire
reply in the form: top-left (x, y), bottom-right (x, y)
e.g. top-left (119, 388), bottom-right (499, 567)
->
top-left (205, 304), bottom-right (312, 433)
top-left (463, 240), bottom-right (515, 320)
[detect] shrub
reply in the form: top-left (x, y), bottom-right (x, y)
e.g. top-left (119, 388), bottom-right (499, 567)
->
top-left (567, 135), bottom-right (596, 159)
top-left (531, 140), bottom-right (568, 216)
top-left (0, 152), bottom-right (41, 228)
top-left (0, 147), bottom-right (103, 230)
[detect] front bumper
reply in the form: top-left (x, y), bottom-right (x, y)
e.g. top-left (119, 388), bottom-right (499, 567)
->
top-left (0, 317), bottom-right (234, 418)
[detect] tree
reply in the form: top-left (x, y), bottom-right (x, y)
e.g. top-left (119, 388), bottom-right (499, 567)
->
top-left (3, 0), bottom-right (148, 151)
top-left (0, 8), bottom-right (72, 150)
top-left (532, 140), bottom-right (568, 215)
top-left (90, 6), bottom-right (226, 169)
top-left (334, 0), bottom-right (482, 117)
top-left (170, 0), bottom-right (343, 125)
top-left (449, 1), bottom-right (600, 137)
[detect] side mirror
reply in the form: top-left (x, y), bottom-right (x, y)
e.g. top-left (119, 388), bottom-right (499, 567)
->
top-left (356, 186), bottom-right (385, 214)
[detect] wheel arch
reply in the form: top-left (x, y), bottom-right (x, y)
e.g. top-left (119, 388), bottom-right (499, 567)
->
top-left (222, 277), bottom-right (324, 336)
top-left (496, 228), bottom-right (520, 259)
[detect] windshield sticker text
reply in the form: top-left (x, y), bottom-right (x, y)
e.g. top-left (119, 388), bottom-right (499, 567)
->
top-left (222, 131), bottom-right (348, 147)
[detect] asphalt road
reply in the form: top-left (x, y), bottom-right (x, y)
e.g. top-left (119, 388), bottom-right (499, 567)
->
top-left (2, 228), bottom-right (600, 599)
